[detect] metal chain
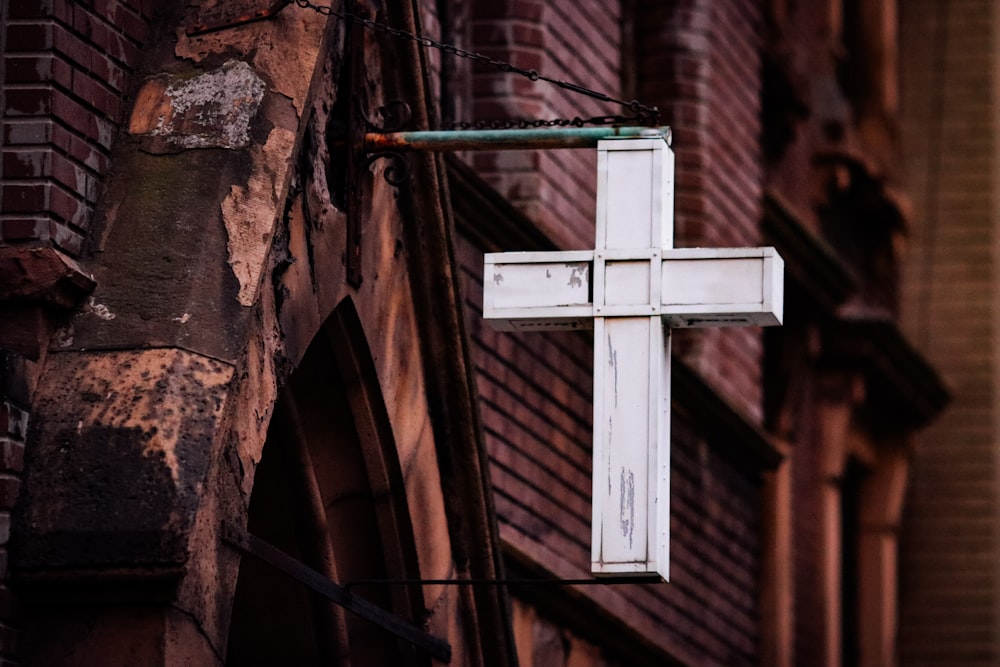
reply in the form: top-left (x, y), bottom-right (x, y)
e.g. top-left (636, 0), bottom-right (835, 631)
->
top-left (445, 114), bottom-right (655, 130)
top-left (292, 0), bottom-right (659, 126)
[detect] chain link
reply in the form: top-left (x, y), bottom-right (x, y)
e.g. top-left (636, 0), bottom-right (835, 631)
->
top-left (293, 0), bottom-right (659, 126)
top-left (445, 114), bottom-right (656, 130)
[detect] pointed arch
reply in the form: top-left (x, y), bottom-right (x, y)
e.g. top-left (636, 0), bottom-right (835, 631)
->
top-left (226, 297), bottom-right (426, 666)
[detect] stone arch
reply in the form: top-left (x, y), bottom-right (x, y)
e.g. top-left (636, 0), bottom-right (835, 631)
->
top-left (226, 297), bottom-right (426, 667)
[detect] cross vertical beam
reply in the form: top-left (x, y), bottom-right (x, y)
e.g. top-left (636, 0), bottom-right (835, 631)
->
top-left (590, 139), bottom-right (673, 578)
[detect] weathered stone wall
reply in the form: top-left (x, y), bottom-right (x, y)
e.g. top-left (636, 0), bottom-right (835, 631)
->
top-left (5, 1), bottom-right (518, 664)
top-left (11, 2), bottom-right (333, 661)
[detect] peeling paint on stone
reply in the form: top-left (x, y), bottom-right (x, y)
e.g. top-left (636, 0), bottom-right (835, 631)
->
top-left (221, 126), bottom-right (295, 306)
top-left (129, 61), bottom-right (266, 150)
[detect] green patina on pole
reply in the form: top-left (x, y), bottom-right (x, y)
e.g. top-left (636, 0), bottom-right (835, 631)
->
top-left (364, 126), bottom-right (672, 152)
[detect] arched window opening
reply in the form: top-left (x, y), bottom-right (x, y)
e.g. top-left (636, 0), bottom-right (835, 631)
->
top-left (226, 299), bottom-right (426, 667)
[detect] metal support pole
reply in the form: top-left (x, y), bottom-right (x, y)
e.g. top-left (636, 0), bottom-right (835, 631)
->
top-left (222, 522), bottom-right (452, 663)
top-left (364, 126), bottom-right (671, 152)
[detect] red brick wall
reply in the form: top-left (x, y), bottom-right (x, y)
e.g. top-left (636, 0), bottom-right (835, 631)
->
top-left (469, 0), bottom-right (621, 250)
top-left (634, 0), bottom-right (765, 423)
top-left (1, 0), bottom-right (153, 256)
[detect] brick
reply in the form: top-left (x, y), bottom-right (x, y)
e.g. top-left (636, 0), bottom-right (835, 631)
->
top-left (511, 23), bottom-right (545, 48)
top-left (0, 217), bottom-right (49, 243)
top-left (3, 119), bottom-right (53, 145)
top-left (0, 405), bottom-right (26, 441)
top-left (54, 0), bottom-right (74, 24)
top-left (0, 477), bottom-right (21, 510)
top-left (66, 132), bottom-right (109, 173)
top-left (6, 22), bottom-right (54, 51)
top-left (90, 53), bottom-right (128, 93)
top-left (7, 0), bottom-right (55, 19)
top-left (4, 87), bottom-right (53, 116)
top-left (473, 2), bottom-right (532, 21)
top-left (2, 148), bottom-right (51, 179)
top-left (49, 150), bottom-right (82, 187)
top-left (121, 0), bottom-right (156, 20)
top-left (80, 9), bottom-right (142, 73)
top-left (1, 183), bottom-right (48, 212)
top-left (50, 151), bottom-right (97, 200)
top-left (0, 210), bottom-right (86, 255)
top-left (93, 116), bottom-right (116, 149)
top-left (72, 4), bottom-right (101, 40)
top-left (116, 4), bottom-right (151, 44)
top-left (52, 23), bottom-right (95, 71)
top-left (51, 89), bottom-right (97, 140)
top-left (93, 0), bottom-right (116, 19)
top-left (510, 0), bottom-right (544, 21)
top-left (48, 221), bottom-right (85, 255)
top-left (4, 56), bottom-right (53, 84)
top-left (49, 182), bottom-right (88, 226)
top-left (72, 70), bottom-right (121, 119)
top-left (105, 29), bottom-right (141, 68)
top-left (0, 441), bottom-right (26, 474)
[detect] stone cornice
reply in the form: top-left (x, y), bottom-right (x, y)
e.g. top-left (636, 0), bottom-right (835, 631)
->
top-left (762, 191), bottom-right (857, 313)
top-left (821, 318), bottom-right (950, 430)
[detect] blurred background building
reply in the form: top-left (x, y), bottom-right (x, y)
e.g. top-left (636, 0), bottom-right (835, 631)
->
top-left (898, 2), bottom-right (999, 664)
top-left (0, 0), bottom-right (982, 665)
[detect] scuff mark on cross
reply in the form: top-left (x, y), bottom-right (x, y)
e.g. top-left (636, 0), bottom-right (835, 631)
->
top-left (483, 136), bottom-right (784, 582)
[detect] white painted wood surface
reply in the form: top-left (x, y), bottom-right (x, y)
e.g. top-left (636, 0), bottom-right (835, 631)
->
top-left (482, 137), bottom-right (784, 581)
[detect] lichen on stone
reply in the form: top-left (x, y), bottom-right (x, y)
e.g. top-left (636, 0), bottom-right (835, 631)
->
top-left (132, 60), bottom-right (267, 150)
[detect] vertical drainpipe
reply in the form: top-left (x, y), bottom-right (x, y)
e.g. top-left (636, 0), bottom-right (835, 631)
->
top-left (385, 1), bottom-right (519, 664)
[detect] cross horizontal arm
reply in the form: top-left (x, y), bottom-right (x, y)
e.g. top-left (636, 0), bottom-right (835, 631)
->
top-left (365, 126), bottom-right (671, 152)
top-left (483, 247), bottom-right (784, 330)
top-left (484, 251), bottom-right (594, 330)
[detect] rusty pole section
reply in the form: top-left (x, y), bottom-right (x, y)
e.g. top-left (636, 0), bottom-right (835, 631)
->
top-left (364, 126), bottom-right (672, 152)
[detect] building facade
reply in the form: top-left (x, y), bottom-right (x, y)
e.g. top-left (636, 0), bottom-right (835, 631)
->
top-left (0, 1), bottom-right (950, 665)
top-left (898, 1), bottom-right (1000, 664)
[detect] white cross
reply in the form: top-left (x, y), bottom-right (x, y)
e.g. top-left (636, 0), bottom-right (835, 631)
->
top-left (482, 137), bottom-right (783, 581)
